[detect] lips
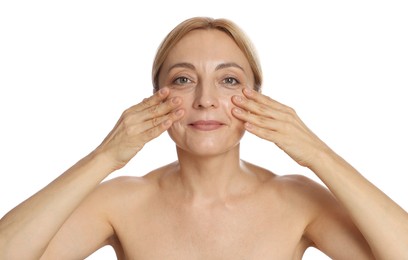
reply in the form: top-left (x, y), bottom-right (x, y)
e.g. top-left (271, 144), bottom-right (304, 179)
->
top-left (189, 120), bottom-right (224, 131)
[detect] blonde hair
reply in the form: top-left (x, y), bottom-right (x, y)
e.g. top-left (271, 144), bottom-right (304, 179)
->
top-left (152, 17), bottom-right (263, 92)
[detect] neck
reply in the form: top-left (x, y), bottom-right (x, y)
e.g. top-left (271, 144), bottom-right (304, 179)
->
top-left (174, 144), bottom-right (251, 203)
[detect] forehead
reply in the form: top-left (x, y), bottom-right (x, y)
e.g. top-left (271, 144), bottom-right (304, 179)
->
top-left (163, 29), bottom-right (251, 70)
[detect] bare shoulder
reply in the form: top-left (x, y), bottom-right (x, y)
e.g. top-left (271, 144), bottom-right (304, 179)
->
top-left (97, 164), bottom-right (172, 202)
top-left (267, 172), bottom-right (340, 216)
top-left (263, 173), bottom-right (372, 258)
top-left (244, 161), bottom-right (331, 202)
top-left (272, 174), bottom-right (332, 200)
top-left (101, 175), bottom-right (153, 194)
top-left (93, 162), bottom-right (179, 214)
top-left (244, 161), bottom-right (340, 222)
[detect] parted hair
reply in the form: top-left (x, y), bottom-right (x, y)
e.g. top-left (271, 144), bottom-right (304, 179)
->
top-left (152, 17), bottom-right (263, 93)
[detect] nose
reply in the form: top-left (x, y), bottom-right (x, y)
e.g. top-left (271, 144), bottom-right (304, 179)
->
top-left (192, 81), bottom-right (219, 109)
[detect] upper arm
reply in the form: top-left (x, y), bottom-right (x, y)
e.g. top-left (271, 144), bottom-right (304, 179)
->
top-left (41, 181), bottom-right (116, 259)
top-left (285, 175), bottom-right (374, 260)
top-left (290, 175), bottom-right (375, 259)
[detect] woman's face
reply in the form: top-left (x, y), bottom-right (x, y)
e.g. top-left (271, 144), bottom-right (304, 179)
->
top-left (158, 29), bottom-right (255, 156)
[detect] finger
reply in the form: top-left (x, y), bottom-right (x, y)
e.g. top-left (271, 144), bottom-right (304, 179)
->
top-left (140, 96), bottom-right (183, 121)
top-left (122, 95), bottom-right (182, 128)
top-left (133, 108), bottom-right (185, 134)
top-left (131, 87), bottom-right (171, 112)
top-left (232, 107), bottom-right (284, 131)
top-left (138, 109), bottom-right (185, 143)
top-left (244, 121), bottom-right (285, 145)
top-left (145, 108), bottom-right (184, 131)
top-left (232, 88), bottom-right (299, 123)
top-left (232, 95), bottom-right (287, 121)
top-left (242, 88), bottom-right (291, 112)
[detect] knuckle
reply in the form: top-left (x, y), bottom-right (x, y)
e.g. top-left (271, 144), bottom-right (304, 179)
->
top-left (152, 117), bottom-right (160, 127)
top-left (257, 116), bottom-right (268, 126)
top-left (134, 143), bottom-right (144, 152)
top-left (168, 113), bottom-right (177, 122)
top-left (148, 105), bottom-right (159, 115)
top-left (122, 108), bottom-right (132, 117)
top-left (284, 106), bottom-right (296, 115)
top-left (265, 96), bottom-right (273, 102)
top-left (122, 115), bottom-right (137, 134)
top-left (141, 97), bottom-right (151, 107)
top-left (285, 108), bottom-right (298, 122)
top-left (122, 112), bottom-right (133, 125)
top-left (257, 104), bottom-right (269, 115)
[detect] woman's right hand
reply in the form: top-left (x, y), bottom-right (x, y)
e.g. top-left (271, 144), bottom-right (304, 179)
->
top-left (95, 87), bottom-right (184, 170)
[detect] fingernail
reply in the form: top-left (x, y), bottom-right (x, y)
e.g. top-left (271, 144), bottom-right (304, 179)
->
top-left (233, 107), bottom-right (242, 114)
top-left (234, 95), bottom-right (243, 103)
top-left (159, 87), bottom-right (168, 95)
top-left (175, 109), bottom-right (184, 116)
top-left (163, 119), bottom-right (171, 127)
top-left (171, 97), bottom-right (181, 105)
top-left (244, 88), bottom-right (253, 96)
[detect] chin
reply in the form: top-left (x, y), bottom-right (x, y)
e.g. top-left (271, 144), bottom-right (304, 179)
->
top-left (178, 142), bottom-right (240, 157)
top-left (167, 122), bottom-right (246, 155)
top-left (170, 133), bottom-right (245, 157)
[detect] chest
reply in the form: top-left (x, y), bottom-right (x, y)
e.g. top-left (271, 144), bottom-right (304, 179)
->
top-left (113, 198), bottom-right (309, 260)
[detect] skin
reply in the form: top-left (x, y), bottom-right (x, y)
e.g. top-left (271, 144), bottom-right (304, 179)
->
top-left (1, 29), bottom-right (408, 260)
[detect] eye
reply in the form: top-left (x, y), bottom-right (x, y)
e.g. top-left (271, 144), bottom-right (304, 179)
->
top-left (173, 76), bottom-right (192, 85)
top-left (222, 77), bottom-right (240, 86)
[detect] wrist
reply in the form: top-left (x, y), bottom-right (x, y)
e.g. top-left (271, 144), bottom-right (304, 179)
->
top-left (88, 148), bottom-right (122, 173)
top-left (307, 145), bottom-right (340, 173)
top-left (308, 146), bottom-right (357, 184)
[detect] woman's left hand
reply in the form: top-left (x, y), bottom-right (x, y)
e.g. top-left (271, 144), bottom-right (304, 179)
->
top-left (231, 88), bottom-right (331, 168)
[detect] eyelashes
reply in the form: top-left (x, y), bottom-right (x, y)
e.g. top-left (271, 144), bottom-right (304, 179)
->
top-left (173, 76), bottom-right (193, 85)
top-left (170, 76), bottom-right (242, 89)
top-left (170, 76), bottom-right (195, 90)
top-left (221, 77), bottom-right (241, 87)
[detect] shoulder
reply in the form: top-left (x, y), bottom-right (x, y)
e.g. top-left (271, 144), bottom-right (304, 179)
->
top-left (243, 161), bottom-right (333, 214)
top-left (272, 174), bottom-right (330, 199)
top-left (97, 175), bottom-right (158, 203)
top-left (94, 163), bottom-right (176, 205)
top-left (268, 174), bottom-right (370, 253)
top-left (246, 163), bottom-right (340, 223)
top-left (267, 174), bottom-right (340, 215)
top-left (101, 175), bottom-right (153, 192)
top-left (245, 161), bottom-right (329, 201)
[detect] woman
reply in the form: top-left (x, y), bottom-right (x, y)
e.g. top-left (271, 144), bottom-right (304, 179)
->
top-left (1, 16), bottom-right (407, 259)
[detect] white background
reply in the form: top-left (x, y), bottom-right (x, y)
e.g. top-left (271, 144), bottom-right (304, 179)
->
top-left (1, 1), bottom-right (407, 259)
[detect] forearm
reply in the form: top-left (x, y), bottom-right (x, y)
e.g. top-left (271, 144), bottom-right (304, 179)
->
top-left (310, 149), bottom-right (408, 259)
top-left (0, 150), bottom-right (115, 259)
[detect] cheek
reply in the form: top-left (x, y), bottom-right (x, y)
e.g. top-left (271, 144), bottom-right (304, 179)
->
top-left (220, 97), bottom-right (234, 114)
top-left (223, 93), bottom-right (247, 128)
top-left (167, 89), bottom-right (192, 103)
top-left (167, 92), bottom-right (189, 133)
top-left (219, 91), bottom-right (240, 115)
top-left (167, 90), bottom-right (191, 114)
top-left (167, 120), bottom-right (183, 144)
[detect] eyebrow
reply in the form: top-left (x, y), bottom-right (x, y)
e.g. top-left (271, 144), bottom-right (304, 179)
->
top-left (167, 62), bottom-right (195, 72)
top-left (215, 62), bottom-right (245, 72)
top-left (167, 62), bottom-right (245, 73)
